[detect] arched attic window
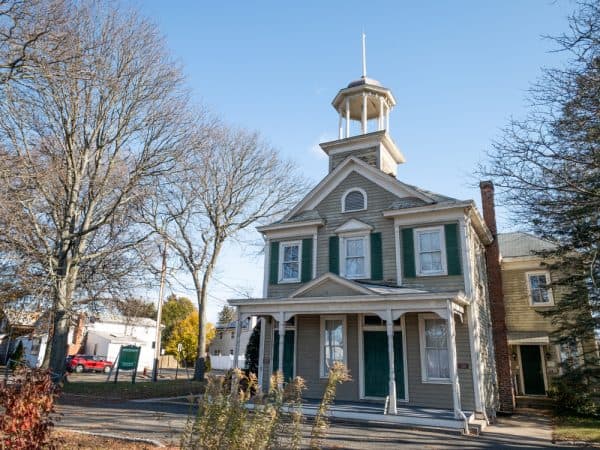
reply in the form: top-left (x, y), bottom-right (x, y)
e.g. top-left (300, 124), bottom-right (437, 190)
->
top-left (342, 188), bottom-right (367, 212)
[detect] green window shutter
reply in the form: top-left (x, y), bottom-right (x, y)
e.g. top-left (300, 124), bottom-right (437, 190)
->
top-left (370, 232), bottom-right (383, 280)
top-left (301, 238), bottom-right (313, 282)
top-left (401, 228), bottom-right (416, 278)
top-left (269, 241), bottom-right (279, 284)
top-left (329, 236), bottom-right (339, 275)
top-left (445, 223), bottom-right (462, 275)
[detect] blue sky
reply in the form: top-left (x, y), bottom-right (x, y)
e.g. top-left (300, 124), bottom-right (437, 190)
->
top-left (131, 1), bottom-right (574, 319)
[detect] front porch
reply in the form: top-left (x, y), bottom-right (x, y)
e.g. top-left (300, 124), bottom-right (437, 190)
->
top-left (229, 273), bottom-right (488, 432)
top-left (299, 400), bottom-right (475, 432)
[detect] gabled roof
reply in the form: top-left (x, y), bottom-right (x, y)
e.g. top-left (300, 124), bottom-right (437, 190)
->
top-left (498, 232), bottom-right (556, 258)
top-left (280, 156), bottom-right (441, 224)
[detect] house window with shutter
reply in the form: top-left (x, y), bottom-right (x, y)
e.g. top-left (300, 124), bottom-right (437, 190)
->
top-left (278, 241), bottom-right (302, 283)
top-left (414, 226), bottom-right (447, 276)
top-left (342, 188), bottom-right (367, 212)
top-left (340, 235), bottom-right (370, 279)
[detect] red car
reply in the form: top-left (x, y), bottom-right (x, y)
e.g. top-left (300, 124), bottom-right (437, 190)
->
top-left (67, 354), bottom-right (113, 373)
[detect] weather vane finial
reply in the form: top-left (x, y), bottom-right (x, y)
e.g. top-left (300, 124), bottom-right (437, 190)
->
top-left (361, 31), bottom-right (367, 78)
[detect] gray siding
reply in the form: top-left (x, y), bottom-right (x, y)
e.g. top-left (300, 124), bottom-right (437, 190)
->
top-left (402, 275), bottom-right (465, 292)
top-left (296, 314), bottom-right (360, 401)
top-left (314, 172), bottom-right (398, 282)
top-left (404, 313), bottom-right (474, 410)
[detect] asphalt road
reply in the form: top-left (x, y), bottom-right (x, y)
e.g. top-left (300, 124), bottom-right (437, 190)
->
top-left (55, 397), bottom-right (583, 449)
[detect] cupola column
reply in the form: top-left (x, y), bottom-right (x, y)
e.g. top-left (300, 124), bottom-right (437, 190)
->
top-left (379, 96), bottom-right (384, 131)
top-left (338, 110), bottom-right (343, 139)
top-left (361, 93), bottom-right (368, 133)
top-left (345, 97), bottom-right (350, 138)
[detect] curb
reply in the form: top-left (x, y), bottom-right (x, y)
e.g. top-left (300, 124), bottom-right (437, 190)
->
top-left (58, 428), bottom-right (166, 447)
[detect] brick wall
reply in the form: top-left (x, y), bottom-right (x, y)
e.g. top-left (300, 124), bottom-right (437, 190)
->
top-left (480, 181), bottom-right (515, 413)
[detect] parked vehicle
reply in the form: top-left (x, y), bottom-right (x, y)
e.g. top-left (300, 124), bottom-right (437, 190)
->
top-left (66, 354), bottom-right (113, 373)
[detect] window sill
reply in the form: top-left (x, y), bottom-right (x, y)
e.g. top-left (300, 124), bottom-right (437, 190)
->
top-left (531, 302), bottom-right (554, 308)
top-left (421, 378), bottom-right (452, 385)
top-left (416, 272), bottom-right (449, 277)
top-left (277, 279), bottom-right (301, 284)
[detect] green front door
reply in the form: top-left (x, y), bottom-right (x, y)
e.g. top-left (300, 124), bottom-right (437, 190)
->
top-left (363, 331), bottom-right (405, 399)
top-left (272, 330), bottom-right (294, 382)
top-left (520, 345), bottom-right (546, 395)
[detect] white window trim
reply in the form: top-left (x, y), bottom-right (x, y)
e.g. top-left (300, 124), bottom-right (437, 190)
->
top-left (341, 187), bottom-right (367, 213)
top-left (414, 226), bottom-right (447, 277)
top-left (339, 232), bottom-right (371, 279)
top-left (418, 313), bottom-right (451, 384)
top-left (319, 315), bottom-right (347, 378)
top-left (278, 241), bottom-right (302, 283)
top-left (525, 270), bottom-right (554, 307)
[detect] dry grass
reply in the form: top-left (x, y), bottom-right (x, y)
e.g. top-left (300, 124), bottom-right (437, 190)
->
top-left (554, 415), bottom-right (600, 443)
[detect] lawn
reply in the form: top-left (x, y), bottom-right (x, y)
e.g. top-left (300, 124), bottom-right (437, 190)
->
top-left (61, 379), bottom-right (204, 400)
top-left (554, 415), bottom-right (600, 443)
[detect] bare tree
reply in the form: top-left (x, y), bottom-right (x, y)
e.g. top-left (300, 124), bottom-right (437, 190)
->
top-left (0, 0), bottom-right (72, 84)
top-left (0, 2), bottom-right (190, 376)
top-left (142, 124), bottom-right (307, 380)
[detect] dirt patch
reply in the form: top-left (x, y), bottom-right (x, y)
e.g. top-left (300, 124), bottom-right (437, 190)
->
top-left (52, 430), bottom-right (177, 449)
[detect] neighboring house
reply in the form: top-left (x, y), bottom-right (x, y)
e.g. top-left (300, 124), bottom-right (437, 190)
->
top-left (1, 311), bottom-right (157, 370)
top-left (85, 314), bottom-right (158, 371)
top-left (498, 232), bottom-right (596, 398)
top-left (0, 309), bottom-right (45, 366)
top-left (228, 72), bottom-right (500, 429)
top-left (208, 317), bottom-right (257, 370)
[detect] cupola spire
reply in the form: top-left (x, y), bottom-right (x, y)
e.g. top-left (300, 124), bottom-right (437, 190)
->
top-left (361, 32), bottom-right (367, 78)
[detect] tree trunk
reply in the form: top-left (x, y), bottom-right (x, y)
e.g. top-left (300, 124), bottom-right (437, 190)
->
top-left (48, 272), bottom-right (76, 379)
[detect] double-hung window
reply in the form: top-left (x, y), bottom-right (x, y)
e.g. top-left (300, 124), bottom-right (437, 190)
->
top-left (279, 241), bottom-right (301, 283)
top-left (320, 316), bottom-right (346, 377)
top-left (526, 271), bottom-right (553, 306)
top-left (344, 236), bottom-right (367, 278)
top-left (415, 227), bottom-right (446, 276)
top-left (419, 315), bottom-right (450, 382)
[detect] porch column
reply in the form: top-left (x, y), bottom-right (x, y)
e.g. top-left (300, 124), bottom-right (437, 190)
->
top-left (386, 310), bottom-right (397, 414)
top-left (447, 301), bottom-right (462, 419)
top-left (277, 311), bottom-right (285, 388)
top-left (257, 317), bottom-right (266, 391)
top-left (232, 307), bottom-right (242, 370)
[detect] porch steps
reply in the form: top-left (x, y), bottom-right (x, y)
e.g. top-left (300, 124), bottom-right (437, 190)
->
top-left (515, 396), bottom-right (554, 410)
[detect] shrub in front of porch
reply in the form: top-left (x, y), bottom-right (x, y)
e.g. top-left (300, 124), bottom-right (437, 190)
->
top-left (181, 364), bottom-right (351, 450)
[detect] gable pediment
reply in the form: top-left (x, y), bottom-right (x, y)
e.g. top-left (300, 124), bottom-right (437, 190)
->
top-left (289, 273), bottom-right (374, 298)
top-left (283, 157), bottom-right (433, 221)
top-left (334, 219), bottom-right (373, 234)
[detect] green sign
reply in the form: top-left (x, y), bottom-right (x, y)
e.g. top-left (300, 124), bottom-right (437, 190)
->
top-left (118, 345), bottom-right (141, 371)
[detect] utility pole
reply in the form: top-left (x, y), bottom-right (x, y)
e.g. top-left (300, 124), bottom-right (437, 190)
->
top-left (152, 239), bottom-right (168, 382)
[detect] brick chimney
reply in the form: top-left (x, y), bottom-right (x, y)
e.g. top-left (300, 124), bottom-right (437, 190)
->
top-left (480, 181), bottom-right (515, 414)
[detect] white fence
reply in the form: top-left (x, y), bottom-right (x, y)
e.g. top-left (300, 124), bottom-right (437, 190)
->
top-left (210, 355), bottom-right (245, 371)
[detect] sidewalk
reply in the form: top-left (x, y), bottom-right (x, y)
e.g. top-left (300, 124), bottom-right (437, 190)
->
top-left (55, 398), bottom-right (570, 448)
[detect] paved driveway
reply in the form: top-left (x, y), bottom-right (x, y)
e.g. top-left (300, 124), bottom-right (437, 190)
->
top-left (55, 398), bottom-right (580, 449)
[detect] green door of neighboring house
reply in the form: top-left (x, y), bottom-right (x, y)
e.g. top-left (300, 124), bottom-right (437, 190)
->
top-left (363, 331), bottom-right (405, 399)
top-left (272, 330), bottom-right (294, 382)
top-left (520, 345), bottom-right (546, 395)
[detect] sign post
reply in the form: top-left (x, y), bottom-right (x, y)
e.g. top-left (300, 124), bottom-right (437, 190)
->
top-left (114, 345), bottom-right (141, 384)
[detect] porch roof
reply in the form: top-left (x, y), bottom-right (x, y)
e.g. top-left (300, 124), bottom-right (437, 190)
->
top-left (229, 291), bottom-right (468, 320)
